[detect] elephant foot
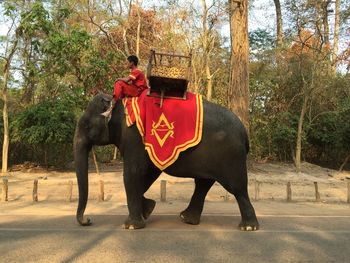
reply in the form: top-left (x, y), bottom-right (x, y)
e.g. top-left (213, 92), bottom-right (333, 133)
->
top-left (143, 198), bottom-right (156, 220)
top-left (77, 214), bottom-right (92, 226)
top-left (179, 209), bottom-right (201, 225)
top-left (238, 220), bottom-right (259, 231)
top-left (123, 217), bottom-right (146, 230)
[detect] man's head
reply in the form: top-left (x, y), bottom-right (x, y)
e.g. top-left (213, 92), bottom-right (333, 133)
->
top-left (127, 55), bottom-right (138, 68)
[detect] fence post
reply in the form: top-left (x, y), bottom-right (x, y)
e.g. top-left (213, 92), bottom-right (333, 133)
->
top-left (314, 182), bottom-right (320, 202)
top-left (160, 180), bottom-right (167, 202)
top-left (286, 182), bottom-right (292, 202)
top-left (33, 179), bottom-right (38, 202)
top-left (99, 180), bottom-right (104, 201)
top-left (67, 180), bottom-right (73, 202)
top-left (2, 178), bottom-right (8, 202)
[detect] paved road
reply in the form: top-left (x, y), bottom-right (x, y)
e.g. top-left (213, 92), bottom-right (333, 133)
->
top-left (1, 208), bottom-right (350, 263)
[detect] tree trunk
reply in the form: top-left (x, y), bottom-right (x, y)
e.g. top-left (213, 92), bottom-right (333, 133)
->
top-left (273, 0), bottom-right (283, 48)
top-left (206, 62), bottom-right (213, 101)
top-left (1, 33), bottom-right (19, 175)
top-left (339, 154), bottom-right (350, 172)
top-left (322, 0), bottom-right (331, 48)
top-left (191, 59), bottom-right (200, 93)
top-left (135, 4), bottom-right (141, 57)
top-left (295, 94), bottom-right (308, 173)
top-left (332, 0), bottom-right (340, 74)
top-left (122, 0), bottom-right (133, 55)
top-left (228, 0), bottom-right (250, 131)
top-left (201, 0), bottom-right (213, 101)
top-left (2, 74), bottom-right (10, 175)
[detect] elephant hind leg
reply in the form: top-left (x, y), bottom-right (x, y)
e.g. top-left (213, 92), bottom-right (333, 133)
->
top-left (180, 178), bottom-right (215, 225)
top-left (235, 192), bottom-right (259, 231)
top-left (219, 170), bottom-right (259, 231)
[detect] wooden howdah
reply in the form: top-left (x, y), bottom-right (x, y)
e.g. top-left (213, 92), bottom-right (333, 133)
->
top-left (146, 50), bottom-right (191, 102)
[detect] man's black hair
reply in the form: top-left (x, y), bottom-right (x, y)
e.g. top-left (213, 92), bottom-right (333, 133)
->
top-left (127, 55), bottom-right (139, 66)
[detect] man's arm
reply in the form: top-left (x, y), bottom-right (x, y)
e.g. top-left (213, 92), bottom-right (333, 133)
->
top-left (117, 76), bottom-right (131, 83)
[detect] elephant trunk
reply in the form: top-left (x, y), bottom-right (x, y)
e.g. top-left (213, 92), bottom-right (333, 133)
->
top-left (74, 137), bottom-right (92, 226)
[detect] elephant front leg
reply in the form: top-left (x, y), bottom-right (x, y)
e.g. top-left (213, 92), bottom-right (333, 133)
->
top-left (180, 178), bottom-right (215, 225)
top-left (123, 170), bottom-right (146, 230)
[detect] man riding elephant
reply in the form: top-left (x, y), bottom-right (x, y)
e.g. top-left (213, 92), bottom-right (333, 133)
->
top-left (113, 55), bottom-right (148, 101)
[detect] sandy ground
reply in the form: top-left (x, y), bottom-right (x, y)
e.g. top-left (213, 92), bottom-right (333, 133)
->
top-left (1, 160), bottom-right (349, 208)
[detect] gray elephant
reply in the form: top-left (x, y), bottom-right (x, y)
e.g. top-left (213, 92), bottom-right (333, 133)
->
top-left (74, 93), bottom-right (259, 230)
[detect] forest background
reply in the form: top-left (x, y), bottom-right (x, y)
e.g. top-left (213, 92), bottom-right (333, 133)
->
top-left (0, 0), bottom-right (349, 173)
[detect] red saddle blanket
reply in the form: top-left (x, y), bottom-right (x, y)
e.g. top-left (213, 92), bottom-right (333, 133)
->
top-left (122, 91), bottom-right (203, 170)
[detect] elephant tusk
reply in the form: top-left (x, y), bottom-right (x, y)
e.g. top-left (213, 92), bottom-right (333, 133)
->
top-left (101, 108), bottom-right (112, 118)
top-left (101, 101), bottom-right (114, 121)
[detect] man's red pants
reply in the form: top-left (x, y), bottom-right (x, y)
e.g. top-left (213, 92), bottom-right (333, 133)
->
top-left (113, 81), bottom-right (140, 101)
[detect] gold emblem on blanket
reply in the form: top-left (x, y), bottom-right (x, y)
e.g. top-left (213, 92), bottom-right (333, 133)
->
top-left (151, 113), bottom-right (175, 147)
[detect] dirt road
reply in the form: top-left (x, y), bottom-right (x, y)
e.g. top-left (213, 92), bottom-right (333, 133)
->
top-left (1, 162), bottom-right (350, 262)
top-left (1, 201), bottom-right (350, 262)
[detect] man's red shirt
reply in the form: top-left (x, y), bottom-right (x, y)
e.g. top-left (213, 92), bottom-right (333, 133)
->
top-left (128, 68), bottom-right (148, 92)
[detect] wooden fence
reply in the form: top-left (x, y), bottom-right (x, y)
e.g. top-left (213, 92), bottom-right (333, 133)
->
top-left (1, 177), bottom-right (350, 204)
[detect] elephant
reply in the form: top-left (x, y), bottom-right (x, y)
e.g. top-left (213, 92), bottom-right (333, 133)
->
top-left (74, 93), bottom-right (259, 231)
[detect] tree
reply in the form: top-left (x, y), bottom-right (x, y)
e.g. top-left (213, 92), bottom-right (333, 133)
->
top-left (10, 98), bottom-right (77, 167)
top-left (332, 0), bottom-right (340, 73)
top-left (1, 3), bottom-right (20, 174)
top-left (273, 0), bottom-right (283, 48)
top-left (228, 0), bottom-right (250, 131)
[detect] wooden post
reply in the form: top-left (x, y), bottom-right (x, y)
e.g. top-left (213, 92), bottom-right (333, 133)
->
top-left (254, 180), bottom-right (260, 201)
top-left (347, 182), bottom-right (350, 203)
top-left (33, 179), bottom-right (38, 202)
top-left (99, 180), bottom-right (104, 201)
top-left (314, 182), bottom-right (320, 202)
top-left (2, 178), bottom-right (8, 202)
top-left (286, 182), bottom-right (292, 202)
top-left (113, 147), bottom-right (118, 160)
top-left (67, 180), bottom-right (73, 202)
top-left (160, 180), bottom-right (166, 202)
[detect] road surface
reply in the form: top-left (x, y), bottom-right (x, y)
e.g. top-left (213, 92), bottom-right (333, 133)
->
top-left (1, 201), bottom-right (350, 262)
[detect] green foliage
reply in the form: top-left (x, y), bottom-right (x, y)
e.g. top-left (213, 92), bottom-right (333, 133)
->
top-left (3, 2), bottom-right (16, 17)
top-left (9, 98), bottom-right (77, 167)
top-left (249, 29), bottom-right (275, 56)
top-left (11, 99), bottom-right (76, 145)
top-left (308, 113), bottom-right (338, 148)
top-left (42, 29), bottom-right (92, 76)
top-left (20, 2), bottom-right (51, 36)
